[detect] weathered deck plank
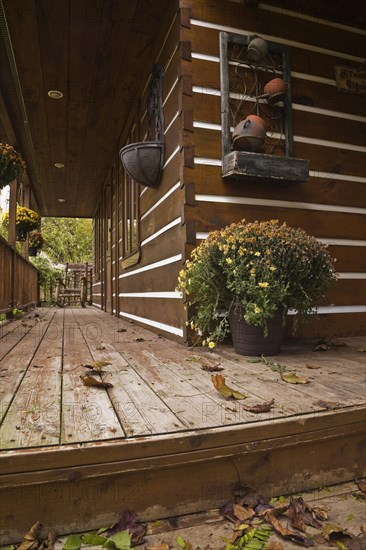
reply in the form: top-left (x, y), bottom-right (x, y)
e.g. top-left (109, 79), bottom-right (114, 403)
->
top-left (1, 304), bottom-right (364, 547)
top-left (71, 309), bottom-right (186, 436)
top-left (61, 309), bottom-right (125, 444)
top-left (0, 309), bottom-right (63, 448)
top-left (0, 309), bottom-right (56, 424)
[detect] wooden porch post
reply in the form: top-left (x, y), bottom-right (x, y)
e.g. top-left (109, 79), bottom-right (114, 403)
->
top-left (22, 183), bottom-right (31, 258)
top-left (7, 179), bottom-right (17, 247)
top-left (8, 179), bottom-right (17, 310)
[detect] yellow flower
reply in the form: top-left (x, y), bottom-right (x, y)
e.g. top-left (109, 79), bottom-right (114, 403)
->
top-left (254, 251), bottom-right (261, 256)
top-left (208, 341), bottom-right (215, 349)
top-left (226, 257), bottom-right (233, 264)
top-left (258, 282), bottom-right (269, 288)
top-left (270, 266), bottom-right (276, 271)
top-left (179, 269), bottom-right (186, 279)
top-left (254, 306), bottom-right (261, 314)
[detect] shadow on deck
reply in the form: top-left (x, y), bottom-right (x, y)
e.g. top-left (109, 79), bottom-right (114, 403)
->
top-left (0, 307), bottom-right (365, 543)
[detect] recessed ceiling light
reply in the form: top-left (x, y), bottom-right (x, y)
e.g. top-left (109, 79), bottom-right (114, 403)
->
top-left (48, 90), bottom-right (63, 99)
top-left (54, 162), bottom-right (64, 168)
top-left (57, 198), bottom-right (66, 202)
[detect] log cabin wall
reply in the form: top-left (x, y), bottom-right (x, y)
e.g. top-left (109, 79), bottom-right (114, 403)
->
top-left (180, 0), bottom-right (366, 339)
top-left (93, 2), bottom-right (195, 342)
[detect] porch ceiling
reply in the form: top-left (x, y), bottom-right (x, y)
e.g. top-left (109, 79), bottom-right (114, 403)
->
top-left (0, 0), bottom-right (172, 217)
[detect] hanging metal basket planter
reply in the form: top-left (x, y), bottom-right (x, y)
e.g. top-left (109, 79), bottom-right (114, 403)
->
top-left (120, 141), bottom-right (164, 188)
top-left (119, 64), bottom-right (165, 188)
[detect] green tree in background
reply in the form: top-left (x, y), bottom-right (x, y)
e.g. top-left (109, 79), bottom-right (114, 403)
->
top-left (42, 217), bottom-right (93, 264)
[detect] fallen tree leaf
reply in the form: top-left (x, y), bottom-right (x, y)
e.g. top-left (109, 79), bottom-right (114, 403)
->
top-left (357, 348), bottom-right (366, 352)
top-left (18, 522), bottom-right (42, 550)
top-left (280, 371), bottom-right (309, 384)
top-left (96, 345), bottom-right (106, 350)
top-left (40, 530), bottom-right (58, 550)
top-left (211, 374), bottom-right (247, 400)
top-left (176, 536), bottom-right (185, 548)
top-left (314, 400), bottom-right (341, 410)
top-left (107, 530), bottom-right (132, 549)
top-left (108, 511), bottom-right (146, 544)
top-left (313, 339), bottom-right (346, 351)
top-left (117, 328), bottom-right (127, 333)
top-left (265, 509), bottom-right (315, 547)
top-left (306, 363), bottom-right (320, 369)
top-left (185, 356), bottom-right (201, 362)
top-left (82, 360), bottom-right (112, 372)
top-left (62, 534), bottom-right (83, 550)
top-left (135, 337), bottom-right (144, 342)
top-left (323, 524), bottom-right (352, 543)
top-left (242, 398), bottom-right (275, 413)
top-left (288, 497), bottom-right (322, 532)
top-left (80, 374), bottom-right (113, 388)
top-left (356, 479), bottom-right (366, 493)
top-left (201, 364), bottom-right (224, 372)
top-left (232, 504), bottom-right (255, 522)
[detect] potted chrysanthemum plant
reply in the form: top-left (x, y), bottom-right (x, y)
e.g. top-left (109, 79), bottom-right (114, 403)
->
top-left (177, 219), bottom-right (337, 355)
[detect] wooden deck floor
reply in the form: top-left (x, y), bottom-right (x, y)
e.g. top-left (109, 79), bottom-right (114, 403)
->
top-left (0, 307), bottom-right (365, 542)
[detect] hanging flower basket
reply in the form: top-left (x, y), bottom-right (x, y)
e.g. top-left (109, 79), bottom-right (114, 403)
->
top-left (16, 225), bottom-right (28, 242)
top-left (28, 246), bottom-right (39, 256)
top-left (0, 143), bottom-right (26, 189)
top-left (28, 230), bottom-right (44, 254)
top-left (2, 206), bottom-right (40, 240)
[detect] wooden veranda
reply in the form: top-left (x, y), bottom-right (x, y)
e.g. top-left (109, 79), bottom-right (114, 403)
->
top-left (0, 306), bottom-right (365, 543)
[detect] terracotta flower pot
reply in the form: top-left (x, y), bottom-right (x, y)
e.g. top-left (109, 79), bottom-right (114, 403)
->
top-left (232, 115), bottom-right (267, 152)
top-left (263, 78), bottom-right (287, 104)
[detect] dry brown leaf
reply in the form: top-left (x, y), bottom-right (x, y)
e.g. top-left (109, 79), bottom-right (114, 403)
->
top-left (40, 529), bottom-right (58, 550)
top-left (306, 363), bottom-right (320, 369)
top-left (201, 364), bottom-right (224, 372)
top-left (80, 374), bottom-right (113, 388)
top-left (211, 374), bottom-right (247, 400)
top-left (242, 398), bottom-right (275, 413)
top-left (147, 544), bottom-right (169, 550)
top-left (232, 504), bottom-right (255, 522)
top-left (356, 479), bottom-right (366, 493)
top-left (18, 521), bottom-right (42, 550)
top-left (266, 510), bottom-right (315, 547)
top-left (280, 371), bottom-right (309, 384)
top-left (82, 360), bottom-right (111, 372)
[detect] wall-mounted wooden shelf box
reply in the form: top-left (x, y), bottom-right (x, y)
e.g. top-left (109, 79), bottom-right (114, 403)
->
top-left (222, 151), bottom-right (310, 184)
top-left (220, 31), bottom-right (310, 185)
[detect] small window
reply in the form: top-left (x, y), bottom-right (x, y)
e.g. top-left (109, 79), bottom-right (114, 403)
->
top-left (119, 127), bottom-right (140, 269)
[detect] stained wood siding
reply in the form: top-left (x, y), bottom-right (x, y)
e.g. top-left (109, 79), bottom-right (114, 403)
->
top-left (0, 236), bottom-right (38, 312)
top-left (180, 0), bottom-right (366, 338)
top-left (93, 2), bottom-right (194, 341)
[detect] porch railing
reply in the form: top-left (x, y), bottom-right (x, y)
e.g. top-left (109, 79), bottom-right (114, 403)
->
top-left (0, 235), bottom-right (38, 313)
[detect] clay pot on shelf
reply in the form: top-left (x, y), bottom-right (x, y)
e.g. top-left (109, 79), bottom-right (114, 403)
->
top-left (232, 115), bottom-right (267, 152)
top-left (247, 35), bottom-right (268, 64)
top-left (263, 77), bottom-right (287, 104)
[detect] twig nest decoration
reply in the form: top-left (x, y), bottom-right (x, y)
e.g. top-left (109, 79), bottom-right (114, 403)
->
top-left (232, 115), bottom-right (267, 152)
top-left (247, 35), bottom-right (268, 64)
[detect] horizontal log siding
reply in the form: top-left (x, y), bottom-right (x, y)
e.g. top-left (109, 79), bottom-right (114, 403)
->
top-left (0, 237), bottom-right (38, 312)
top-left (180, 0), bottom-right (366, 337)
top-left (92, 3), bottom-right (195, 341)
